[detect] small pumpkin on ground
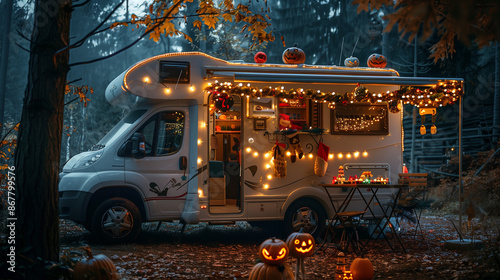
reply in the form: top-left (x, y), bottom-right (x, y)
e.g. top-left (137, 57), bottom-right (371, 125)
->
top-left (350, 255), bottom-right (374, 280)
top-left (248, 262), bottom-right (294, 280)
top-left (73, 246), bottom-right (118, 280)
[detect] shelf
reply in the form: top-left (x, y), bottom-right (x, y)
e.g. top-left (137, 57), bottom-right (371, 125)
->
top-left (279, 106), bottom-right (306, 109)
top-left (216, 119), bottom-right (241, 122)
top-left (216, 131), bottom-right (241, 134)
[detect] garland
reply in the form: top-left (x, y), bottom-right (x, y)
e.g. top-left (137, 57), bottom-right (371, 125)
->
top-left (205, 80), bottom-right (463, 110)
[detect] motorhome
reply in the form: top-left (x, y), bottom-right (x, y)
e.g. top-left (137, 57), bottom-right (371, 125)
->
top-left (58, 52), bottom-right (463, 242)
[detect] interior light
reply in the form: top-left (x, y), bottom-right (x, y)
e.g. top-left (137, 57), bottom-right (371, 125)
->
top-left (198, 189), bottom-right (203, 197)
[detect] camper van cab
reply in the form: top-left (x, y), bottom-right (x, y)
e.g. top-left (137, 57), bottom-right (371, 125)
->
top-left (59, 52), bottom-right (408, 242)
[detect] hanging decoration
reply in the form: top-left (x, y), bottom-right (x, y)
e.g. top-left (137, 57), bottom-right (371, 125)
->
top-left (205, 80), bottom-right (463, 111)
top-left (419, 107), bottom-right (437, 135)
top-left (286, 131), bottom-right (303, 163)
top-left (314, 141), bottom-right (330, 177)
top-left (254, 51), bottom-right (267, 63)
top-left (212, 93), bottom-right (234, 113)
top-left (273, 141), bottom-right (287, 178)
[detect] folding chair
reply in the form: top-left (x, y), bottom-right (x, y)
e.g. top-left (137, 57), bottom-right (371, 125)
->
top-left (398, 173), bottom-right (429, 239)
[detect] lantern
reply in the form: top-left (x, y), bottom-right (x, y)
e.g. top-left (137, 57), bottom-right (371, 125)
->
top-left (258, 238), bottom-right (289, 266)
top-left (335, 252), bottom-right (346, 280)
top-left (367, 53), bottom-right (387, 68)
top-left (285, 231), bottom-right (316, 258)
top-left (344, 56), bottom-right (359, 67)
top-left (431, 124), bottom-right (437, 134)
top-left (254, 51), bottom-right (267, 63)
top-left (350, 256), bottom-right (374, 280)
top-left (283, 43), bottom-right (306, 64)
top-left (420, 125), bottom-right (426, 135)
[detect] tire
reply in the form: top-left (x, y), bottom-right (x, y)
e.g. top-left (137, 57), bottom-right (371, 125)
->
top-left (91, 197), bottom-right (142, 243)
top-left (284, 199), bottom-right (326, 239)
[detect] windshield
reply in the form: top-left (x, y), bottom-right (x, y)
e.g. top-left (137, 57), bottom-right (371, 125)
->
top-left (95, 109), bottom-right (147, 148)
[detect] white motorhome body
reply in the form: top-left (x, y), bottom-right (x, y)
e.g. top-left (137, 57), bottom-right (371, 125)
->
top-left (59, 52), bottom-right (455, 242)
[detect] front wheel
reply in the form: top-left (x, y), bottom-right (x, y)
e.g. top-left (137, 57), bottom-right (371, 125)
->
top-left (284, 199), bottom-right (326, 239)
top-left (91, 198), bottom-right (142, 243)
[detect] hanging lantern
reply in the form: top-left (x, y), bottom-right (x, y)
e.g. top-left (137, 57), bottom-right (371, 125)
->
top-left (367, 53), bottom-right (387, 68)
top-left (344, 56), bottom-right (359, 67)
top-left (420, 125), bottom-right (426, 135)
top-left (431, 124), bottom-right (437, 134)
top-left (254, 51), bottom-right (267, 63)
top-left (283, 43), bottom-right (306, 64)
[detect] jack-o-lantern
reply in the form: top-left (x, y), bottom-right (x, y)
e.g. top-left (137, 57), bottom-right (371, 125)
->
top-left (254, 51), bottom-right (267, 63)
top-left (286, 231), bottom-right (316, 258)
top-left (344, 57), bottom-right (359, 67)
top-left (283, 43), bottom-right (306, 64)
top-left (259, 238), bottom-right (289, 266)
top-left (350, 256), bottom-right (374, 280)
top-left (343, 271), bottom-right (353, 280)
top-left (367, 53), bottom-right (387, 68)
top-left (248, 262), bottom-right (294, 280)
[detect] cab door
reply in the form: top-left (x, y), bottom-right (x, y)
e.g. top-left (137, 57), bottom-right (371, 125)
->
top-left (124, 108), bottom-right (190, 220)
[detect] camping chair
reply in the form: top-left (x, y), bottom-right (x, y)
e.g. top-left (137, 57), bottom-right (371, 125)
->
top-left (398, 173), bottom-right (429, 239)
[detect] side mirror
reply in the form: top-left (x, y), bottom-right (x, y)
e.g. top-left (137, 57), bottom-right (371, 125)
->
top-left (179, 156), bottom-right (187, 170)
top-left (131, 133), bottom-right (146, 159)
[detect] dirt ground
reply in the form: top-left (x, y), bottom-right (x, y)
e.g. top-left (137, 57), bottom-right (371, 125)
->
top-left (60, 213), bottom-right (500, 279)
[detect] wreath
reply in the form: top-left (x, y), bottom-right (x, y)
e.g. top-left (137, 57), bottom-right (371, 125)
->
top-left (213, 93), bottom-right (234, 112)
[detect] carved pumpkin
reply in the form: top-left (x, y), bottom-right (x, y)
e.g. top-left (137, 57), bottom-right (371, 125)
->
top-left (283, 43), bottom-right (306, 64)
top-left (286, 231), bottom-right (316, 258)
top-left (248, 262), bottom-right (294, 280)
top-left (73, 246), bottom-right (118, 280)
top-left (254, 51), bottom-right (267, 63)
top-left (350, 256), bottom-right (374, 280)
top-left (367, 53), bottom-right (387, 68)
top-left (344, 56), bottom-right (359, 67)
top-left (259, 238), bottom-right (289, 266)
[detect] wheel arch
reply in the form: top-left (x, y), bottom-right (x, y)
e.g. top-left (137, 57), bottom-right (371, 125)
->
top-left (86, 186), bottom-right (148, 225)
top-left (281, 186), bottom-right (333, 219)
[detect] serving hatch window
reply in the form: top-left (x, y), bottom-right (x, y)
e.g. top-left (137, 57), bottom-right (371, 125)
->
top-left (159, 61), bottom-right (190, 84)
top-left (330, 104), bottom-right (388, 135)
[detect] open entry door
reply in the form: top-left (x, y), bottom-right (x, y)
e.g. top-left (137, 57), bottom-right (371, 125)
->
top-left (208, 94), bottom-right (243, 213)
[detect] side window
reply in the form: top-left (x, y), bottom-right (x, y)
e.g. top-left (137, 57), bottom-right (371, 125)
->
top-left (156, 111), bottom-right (185, 156)
top-left (135, 111), bottom-right (185, 157)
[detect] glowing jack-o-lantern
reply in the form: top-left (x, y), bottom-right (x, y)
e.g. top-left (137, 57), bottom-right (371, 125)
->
top-left (286, 231), bottom-right (316, 258)
top-left (258, 238), bottom-right (289, 266)
top-left (343, 271), bottom-right (353, 280)
top-left (344, 56), bottom-right (359, 67)
top-left (282, 43), bottom-right (306, 64)
top-left (367, 53), bottom-right (387, 68)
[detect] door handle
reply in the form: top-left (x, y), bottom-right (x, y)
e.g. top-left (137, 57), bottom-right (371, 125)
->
top-left (179, 156), bottom-right (187, 170)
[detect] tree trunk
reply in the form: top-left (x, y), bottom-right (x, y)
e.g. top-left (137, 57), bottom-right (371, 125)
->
top-left (0, 0), bottom-right (14, 136)
top-left (14, 0), bottom-right (72, 269)
top-left (494, 42), bottom-right (500, 145)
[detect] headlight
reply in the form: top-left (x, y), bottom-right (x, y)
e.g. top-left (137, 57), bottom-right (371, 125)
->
top-left (72, 150), bottom-right (104, 169)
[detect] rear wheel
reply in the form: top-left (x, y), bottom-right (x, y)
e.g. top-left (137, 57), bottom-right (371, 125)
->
top-left (284, 199), bottom-right (326, 239)
top-left (91, 198), bottom-right (142, 243)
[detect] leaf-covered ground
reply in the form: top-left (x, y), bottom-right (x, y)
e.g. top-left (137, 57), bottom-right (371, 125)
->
top-left (60, 214), bottom-right (500, 280)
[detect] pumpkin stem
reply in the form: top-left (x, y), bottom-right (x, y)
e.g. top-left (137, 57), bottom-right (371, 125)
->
top-left (82, 245), bottom-right (94, 259)
top-left (293, 43), bottom-right (298, 47)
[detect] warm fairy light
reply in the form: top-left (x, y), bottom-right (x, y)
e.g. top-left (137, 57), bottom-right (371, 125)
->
top-left (286, 151), bottom-right (291, 156)
top-left (246, 147), bottom-right (251, 153)
top-left (197, 139), bottom-right (202, 145)
top-left (264, 184), bottom-right (269, 189)
top-left (164, 87), bottom-right (171, 94)
top-left (143, 77), bottom-right (150, 83)
top-left (346, 153), bottom-right (352, 159)
top-left (338, 153), bottom-right (343, 159)
top-left (329, 153), bottom-right (334, 159)
top-left (253, 152), bottom-right (259, 157)
top-left (363, 151), bottom-right (368, 157)
top-left (308, 154), bottom-right (313, 159)
top-left (197, 157), bottom-right (202, 164)
top-left (354, 151), bottom-right (360, 158)
top-left (189, 85), bottom-right (195, 92)
top-left (198, 189), bottom-right (203, 197)
top-left (200, 122), bottom-right (206, 128)
top-left (267, 174), bottom-right (272, 180)
top-left (266, 164), bottom-right (271, 169)
top-left (264, 152), bottom-right (270, 158)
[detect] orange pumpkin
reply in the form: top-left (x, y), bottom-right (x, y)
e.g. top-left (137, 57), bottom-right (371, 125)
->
top-left (73, 246), bottom-right (118, 280)
top-left (254, 51), bottom-right (267, 63)
top-left (283, 44), bottom-right (306, 64)
top-left (248, 262), bottom-right (294, 280)
top-left (367, 53), bottom-right (387, 68)
top-left (344, 57), bottom-right (359, 67)
top-left (350, 256), bottom-right (374, 280)
top-left (258, 238), bottom-right (289, 266)
top-left (286, 231), bottom-right (316, 258)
